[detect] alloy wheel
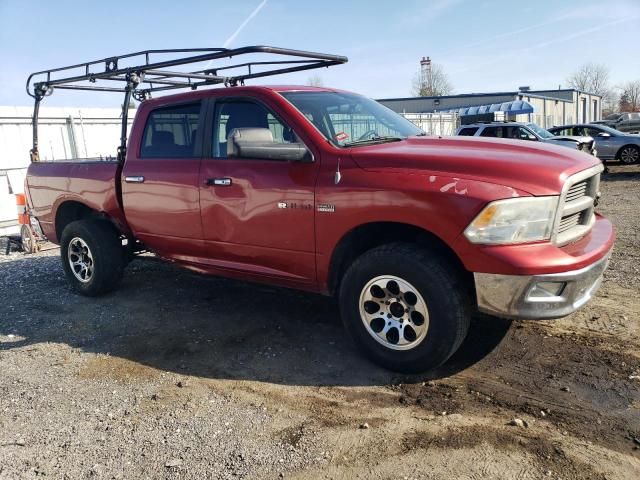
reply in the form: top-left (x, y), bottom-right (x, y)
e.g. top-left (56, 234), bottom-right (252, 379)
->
top-left (620, 146), bottom-right (639, 164)
top-left (68, 237), bottom-right (94, 283)
top-left (358, 275), bottom-right (430, 351)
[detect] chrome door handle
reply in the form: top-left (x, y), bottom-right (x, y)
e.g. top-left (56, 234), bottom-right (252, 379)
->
top-left (124, 176), bottom-right (145, 183)
top-left (206, 178), bottom-right (232, 186)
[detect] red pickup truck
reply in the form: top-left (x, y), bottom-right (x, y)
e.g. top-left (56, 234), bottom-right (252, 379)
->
top-left (24, 48), bottom-right (614, 373)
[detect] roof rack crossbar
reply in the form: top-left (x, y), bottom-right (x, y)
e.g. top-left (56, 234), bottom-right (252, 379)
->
top-left (143, 69), bottom-right (228, 83)
top-left (201, 59), bottom-right (318, 74)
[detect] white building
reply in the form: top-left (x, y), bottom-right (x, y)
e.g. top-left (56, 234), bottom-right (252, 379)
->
top-left (0, 106), bottom-right (129, 236)
top-left (379, 88), bottom-right (602, 128)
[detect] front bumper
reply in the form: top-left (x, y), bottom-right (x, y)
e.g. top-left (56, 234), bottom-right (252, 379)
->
top-left (474, 250), bottom-right (611, 320)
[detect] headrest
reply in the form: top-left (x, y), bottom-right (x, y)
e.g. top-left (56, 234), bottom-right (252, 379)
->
top-left (227, 128), bottom-right (274, 157)
top-left (153, 130), bottom-right (175, 146)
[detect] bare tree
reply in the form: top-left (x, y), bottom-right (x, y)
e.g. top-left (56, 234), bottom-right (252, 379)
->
top-left (566, 63), bottom-right (610, 96)
top-left (601, 89), bottom-right (619, 117)
top-left (412, 63), bottom-right (453, 97)
top-left (306, 74), bottom-right (324, 87)
top-left (618, 80), bottom-right (640, 112)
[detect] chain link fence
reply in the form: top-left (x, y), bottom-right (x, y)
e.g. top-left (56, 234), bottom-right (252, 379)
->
top-left (400, 113), bottom-right (460, 136)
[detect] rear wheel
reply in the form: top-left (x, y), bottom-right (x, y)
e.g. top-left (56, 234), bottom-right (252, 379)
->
top-left (60, 219), bottom-right (125, 296)
top-left (20, 224), bottom-right (38, 254)
top-left (339, 243), bottom-right (471, 373)
top-left (618, 145), bottom-right (640, 164)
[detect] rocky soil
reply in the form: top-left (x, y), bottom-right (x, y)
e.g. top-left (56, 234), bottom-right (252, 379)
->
top-left (0, 163), bottom-right (638, 479)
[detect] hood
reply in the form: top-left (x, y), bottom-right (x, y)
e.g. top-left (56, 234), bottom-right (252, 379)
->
top-left (546, 135), bottom-right (592, 144)
top-left (349, 136), bottom-right (601, 196)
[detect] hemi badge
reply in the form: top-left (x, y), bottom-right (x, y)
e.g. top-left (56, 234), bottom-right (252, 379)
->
top-left (277, 202), bottom-right (288, 209)
top-left (317, 204), bottom-right (335, 213)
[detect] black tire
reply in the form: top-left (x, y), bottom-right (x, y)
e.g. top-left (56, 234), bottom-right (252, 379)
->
top-left (60, 219), bottom-right (125, 296)
top-left (617, 145), bottom-right (640, 164)
top-left (339, 243), bottom-right (471, 373)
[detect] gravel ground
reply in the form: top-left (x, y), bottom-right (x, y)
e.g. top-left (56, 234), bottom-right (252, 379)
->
top-left (0, 163), bottom-right (639, 479)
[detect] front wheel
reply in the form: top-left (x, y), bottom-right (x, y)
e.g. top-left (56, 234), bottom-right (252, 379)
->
top-left (60, 219), bottom-right (125, 296)
top-left (339, 243), bottom-right (471, 373)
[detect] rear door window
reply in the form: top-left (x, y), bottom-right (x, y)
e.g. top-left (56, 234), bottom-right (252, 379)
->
top-left (555, 127), bottom-right (574, 136)
top-left (479, 127), bottom-right (500, 137)
top-left (141, 103), bottom-right (201, 158)
top-left (458, 127), bottom-right (478, 136)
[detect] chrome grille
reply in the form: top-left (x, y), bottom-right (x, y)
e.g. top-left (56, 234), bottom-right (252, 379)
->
top-left (558, 212), bottom-right (582, 233)
top-left (566, 181), bottom-right (587, 202)
top-left (553, 165), bottom-right (603, 246)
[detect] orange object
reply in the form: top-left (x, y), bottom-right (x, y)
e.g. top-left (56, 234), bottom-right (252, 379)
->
top-left (16, 193), bottom-right (29, 225)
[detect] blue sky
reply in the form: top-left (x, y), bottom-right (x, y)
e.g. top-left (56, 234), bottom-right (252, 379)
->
top-left (1, 0), bottom-right (639, 106)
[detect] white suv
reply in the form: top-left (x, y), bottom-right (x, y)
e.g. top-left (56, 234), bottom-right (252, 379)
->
top-left (456, 122), bottom-right (597, 156)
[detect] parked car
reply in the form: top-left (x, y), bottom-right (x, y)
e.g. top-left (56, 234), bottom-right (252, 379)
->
top-left (592, 112), bottom-right (640, 134)
top-left (456, 122), bottom-right (597, 156)
top-left (24, 47), bottom-right (615, 373)
top-left (548, 124), bottom-right (640, 164)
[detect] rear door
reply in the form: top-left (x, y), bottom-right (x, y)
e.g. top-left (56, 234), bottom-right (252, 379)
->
top-left (122, 102), bottom-right (205, 259)
top-left (198, 96), bottom-right (318, 285)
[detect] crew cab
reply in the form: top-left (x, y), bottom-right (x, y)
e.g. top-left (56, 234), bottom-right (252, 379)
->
top-left (23, 47), bottom-right (615, 373)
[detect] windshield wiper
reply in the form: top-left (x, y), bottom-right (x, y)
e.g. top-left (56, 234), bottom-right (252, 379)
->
top-left (343, 135), bottom-right (404, 147)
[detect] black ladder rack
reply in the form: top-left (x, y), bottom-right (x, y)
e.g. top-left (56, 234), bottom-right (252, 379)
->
top-left (26, 46), bottom-right (348, 162)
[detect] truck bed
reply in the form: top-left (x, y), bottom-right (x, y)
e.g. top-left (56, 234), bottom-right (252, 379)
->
top-left (26, 160), bottom-right (125, 243)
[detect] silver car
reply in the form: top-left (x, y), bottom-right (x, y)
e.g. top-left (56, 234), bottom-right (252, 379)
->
top-left (548, 124), bottom-right (640, 164)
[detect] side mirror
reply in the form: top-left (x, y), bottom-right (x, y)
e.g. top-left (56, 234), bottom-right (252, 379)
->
top-left (228, 128), bottom-right (313, 162)
top-left (597, 132), bottom-right (611, 138)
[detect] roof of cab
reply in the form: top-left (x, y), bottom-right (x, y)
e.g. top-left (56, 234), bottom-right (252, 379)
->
top-left (141, 84), bottom-right (349, 107)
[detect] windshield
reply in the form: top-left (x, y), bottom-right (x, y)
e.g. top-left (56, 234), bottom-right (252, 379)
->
top-left (605, 113), bottom-right (621, 120)
top-left (526, 123), bottom-right (554, 139)
top-left (280, 91), bottom-right (424, 147)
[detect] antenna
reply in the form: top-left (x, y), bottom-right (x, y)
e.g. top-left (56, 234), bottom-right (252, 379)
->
top-left (420, 56), bottom-right (432, 96)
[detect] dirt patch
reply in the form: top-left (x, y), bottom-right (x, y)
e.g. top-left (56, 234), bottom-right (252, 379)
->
top-left (394, 321), bottom-right (640, 456)
top-left (79, 355), bottom-right (162, 382)
top-left (403, 426), bottom-right (607, 480)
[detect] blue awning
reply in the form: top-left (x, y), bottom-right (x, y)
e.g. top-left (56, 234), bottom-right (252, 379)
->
top-left (446, 100), bottom-right (534, 116)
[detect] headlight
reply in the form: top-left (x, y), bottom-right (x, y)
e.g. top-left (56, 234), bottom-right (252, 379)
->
top-left (464, 196), bottom-right (558, 245)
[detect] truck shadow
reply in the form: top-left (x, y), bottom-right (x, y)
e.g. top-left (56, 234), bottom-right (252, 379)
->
top-left (0, 254), bottom-right (511, 387)
top-left (600, 164), bottom-right (640, 182)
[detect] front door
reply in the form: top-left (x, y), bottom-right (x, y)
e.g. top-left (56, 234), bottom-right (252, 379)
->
top-left (585, 127), bottom-right (616, 160)
top-left (122, 101), bottom-right (204, 260)
top-left (199, 97), bottom-right (318, 285)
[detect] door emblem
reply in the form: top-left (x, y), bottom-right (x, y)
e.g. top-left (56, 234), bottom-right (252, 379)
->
top-left (277, 202), bottom-right (312, 210)
top-left (317, 204), bottom-right (336, 213)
